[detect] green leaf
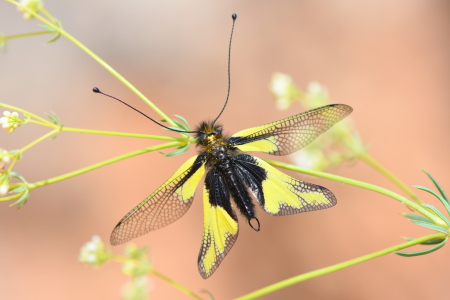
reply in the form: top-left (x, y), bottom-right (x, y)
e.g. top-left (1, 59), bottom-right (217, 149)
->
top-left (414, 185), bottom-right (450, 216)
top-left (411, 220), bottom-right (449, 234)
top-left (11, 186), bottom-right (26, 193)
top-left (402, 213), bottom-right (433, 223)
top-left (10, 190), bottom-right (30, 209)
top-left (161, 115), bottom-right (191, 133)
top-left (200, 289), bottom-right (215, 300)
top-left (174, 114), bottom-right (191, 131)
top-left (423, 170), bottom-right (449, 203)
top-left (41, 21), bottom-right (63, 43)
top-left (422, 204), bottom-right (450, 226)
top-left (171, 119), bottom-right (189, 131)
top-left (159, 143), bottom-right (190, 157)
top-left (395, 238), bottom-right (447, 257)
top-left (10, 172), bottom-right (28, 183)
top-left (402, 237), bottom-right (446, 245)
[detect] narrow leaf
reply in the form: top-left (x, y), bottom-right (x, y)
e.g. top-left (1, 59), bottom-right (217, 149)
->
top-left (11, 186), bottom-right (26, 193)
top-left (423, 170), bottom-right (449, 203)
top-left (10, 190), bottom-right (30, 209)
top-left (411, 220), bottom-right (449, 234)
top-left (422, 204), bottom-right (450, 226)
top-left (171, 119), bottom-right (188, 131)
top-left (10, 172), bottom-right (27, 183)
top-left (159, 144), bottom-right (190, 157)
top-left (402, 213), bottom-right (432, 223)
top-left (414, 185), bottom-right (450, 215)
top-left (174, 115), bottom-right (191, 130)
top-left (395, 238), bottom-right (447, 257)
top-left (402, 237), bottom-right (446, 245)
top-left (41, 24), bottom-right (59, 33)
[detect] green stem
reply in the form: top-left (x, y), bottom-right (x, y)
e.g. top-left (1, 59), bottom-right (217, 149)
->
top-left (20, 130), bottom-right (57, 153)
top-left (4, 0), bottom-right (177, 129)
top-left (61, 127), bottom-right (185, 141)
top-left (234, 232), bottom-right (445, 300)
top-left (4, 31), bottom-right (53, 41)
top-left (28, 119), bottom-right (54, 128)
top-left (27, 142), bottom-right (181, 189)
top-left (0, 192), bottom-right (23, 202)
top-left (359, 152), bottom-right (422, 204)
top-left (264, 159), bottom-right (446, 227)
top-left (149, 269), bottom-right (204, 300)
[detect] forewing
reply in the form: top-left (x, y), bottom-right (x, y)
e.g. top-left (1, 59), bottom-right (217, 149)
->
top-left (230, 104), bottom-right (352, 156)
top-left (236, 155), bottom-right (336, 216)
top-left (198, 169), bottom-right (239, 279)
top-left (111, 155), bottom-right (206, 246)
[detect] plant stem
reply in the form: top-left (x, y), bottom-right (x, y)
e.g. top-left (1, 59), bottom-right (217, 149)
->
top-left (20, 130), bottom-right (57, 153)
top-left (0, 192), bottom-right (22, 202)
top-left (4, 0), bottom-right (177, 129)
top-left (61, 127), bottom-right (185, 141)
top-left (149, 269), bottom-right (205, 300)
top-left (28, 119), bottom-right (55, 128)
top-left (264, 159), bottom-right (446, 227)
top-left (26, 142), bottom-right (181, 189)
top-left (359, 152), bottom-right (422, 204)
top-left (234, 232), bottom-right (445, 300)
top-left (4, 31), bottom-right (53, 41)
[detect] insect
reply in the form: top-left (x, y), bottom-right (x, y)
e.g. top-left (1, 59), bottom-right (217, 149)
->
top-left (95, 14), bottom-right (353, 278)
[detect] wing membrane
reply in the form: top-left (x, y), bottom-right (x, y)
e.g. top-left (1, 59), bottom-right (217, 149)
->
top-left (236, 154), bottom-right (337, 215)
top-left (230, 104), bottom-right (352, 156)
top-left (198, 169), bottom-right (239, 279)
top-left (111, 155), bottom-right (206, 246)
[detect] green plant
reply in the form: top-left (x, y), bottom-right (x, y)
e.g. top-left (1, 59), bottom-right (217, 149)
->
top-left (1, 1), bottom-right (448, 299)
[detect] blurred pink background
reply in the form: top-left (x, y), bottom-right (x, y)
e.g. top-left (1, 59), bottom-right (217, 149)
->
top-left (1, 1), bottom-right (449, 299)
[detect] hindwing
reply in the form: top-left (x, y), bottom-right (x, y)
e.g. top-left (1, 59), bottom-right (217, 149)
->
top-left (229, 104), bottom-right (352, 156)
top-left (198, 168), bottom-right (239, 279)
top-left (111, 155), bottom-right (206, 246)
top-left (235, 154), bottom-right (337, 215)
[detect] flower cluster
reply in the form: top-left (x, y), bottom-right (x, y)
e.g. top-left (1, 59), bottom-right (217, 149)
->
top-left (0, 148), bottom-right (10, 195)
top-left (270, 73), bottom-right (366, 171)
top-left (17, 0), bottom-right (44, 20)
top-left (79, 235), bottom-right (112, 267)
top-left (0, 148), bottom-right (10, 165)
top-left (269, 73), bottom-right (299, 110)
top-left (79, 237), bottom-right (152, 299)
top-left (0, 111), bottom-right (27, 133)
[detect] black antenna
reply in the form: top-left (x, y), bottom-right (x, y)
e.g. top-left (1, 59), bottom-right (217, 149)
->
top-left (92, 87), bottom-right (199, 134)
top-left (212, 13), bottom-right (237, 126)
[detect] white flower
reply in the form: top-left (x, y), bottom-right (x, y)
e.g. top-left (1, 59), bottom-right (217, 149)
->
top-left (0, 182), bottom-right (9, 195)
top-left (292, 150), bottom-right (327, 171)
top-left (307, 81), bottom-right (323, 95)
top-left (17, 0), bottom-right (44, 20)
top-left (122, 276), bottom-right (152, 300)
top-left (0, 149), bottom-right (10, 164)
top-left (270, 73), bottom-right (293, 98)
top-left (275, 97), bottom-right (291, 111)
top-left (79, 235), bottom-right (110, 267)
top-left (0, 111), bottom-right (23, 134)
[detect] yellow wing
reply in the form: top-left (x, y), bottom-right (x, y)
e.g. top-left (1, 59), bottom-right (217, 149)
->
top-left (236, 155), bottom-right (337, 215)
top-left (198, 169), bottom-right (239, 279)
top-left (111, 155), bottom-right (206, 246)
top-left (229, 104), bottom-right (352, 156)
